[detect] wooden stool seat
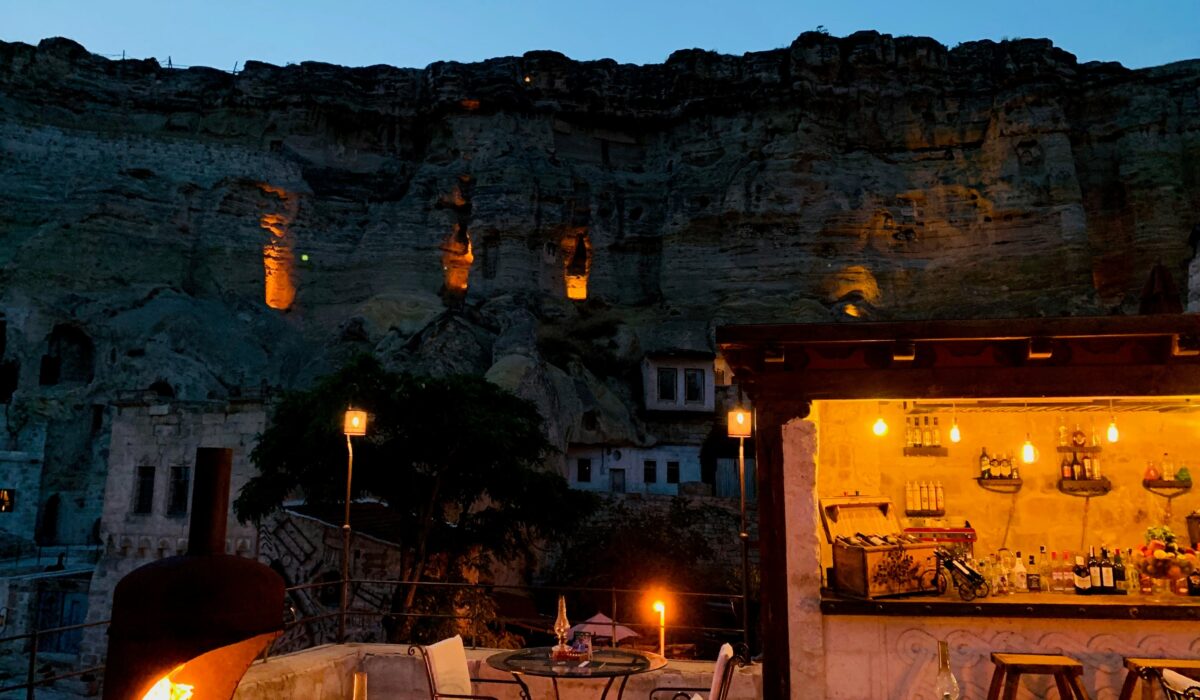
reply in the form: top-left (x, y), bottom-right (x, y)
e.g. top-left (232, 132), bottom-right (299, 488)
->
top-left (1119, 657), bottom-right (1200, 700)
top-left (987, 653), bottom-right (1091, 700)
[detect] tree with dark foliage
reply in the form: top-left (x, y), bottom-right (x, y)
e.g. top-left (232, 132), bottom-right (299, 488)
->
top-left (235, 355), bottom-right (595, 642)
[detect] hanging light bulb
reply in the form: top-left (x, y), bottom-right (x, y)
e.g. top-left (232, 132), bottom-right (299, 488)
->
top-left (872, 415), bottom-right (888, 437)
top-left (1106, 399), bottom-right (1119, 443)
top-left (949, 403), bottom-right (961, 443)
top-left (1021, 433), bottom-right (1038, 464)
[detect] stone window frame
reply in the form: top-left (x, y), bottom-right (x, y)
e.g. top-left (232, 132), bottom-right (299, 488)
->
top-left (683, 368), bottom-right (705, 404)
top-left (576, 458), bottom-right (592, 483)
top-left (656, 367), bottom-right (677, 402)
top-left (643, 459), bottom-right (657, 484)
top-left (132, 466), bottom-right (156, 516)
top-left (165, 465), bottom-right (191, 517)
top-left (666, 461), bottom-right (680, 484)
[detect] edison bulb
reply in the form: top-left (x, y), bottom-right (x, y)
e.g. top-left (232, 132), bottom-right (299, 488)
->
top-left (872, 417), bottom-right (888, 436)
top-left (1021, 439), bottom-right (1037, 464)
top-left (1107, 420), bottom-right (1119, 443)
top-left (949, 422), bottom-right (961, 443)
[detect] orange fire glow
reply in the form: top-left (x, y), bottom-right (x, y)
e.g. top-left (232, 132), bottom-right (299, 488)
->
top-left (263, 242), bottom-right (296, 310)
top-left (142, 667), bottom-right (193, 700)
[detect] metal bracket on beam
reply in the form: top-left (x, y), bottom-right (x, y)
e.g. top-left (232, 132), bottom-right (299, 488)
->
top-left (1171, 334), bottom-right (1200, 357)
top-left (891, 341), bottom-right (916, 363)
top-left (1027, 337), bottom-right (1054, 360)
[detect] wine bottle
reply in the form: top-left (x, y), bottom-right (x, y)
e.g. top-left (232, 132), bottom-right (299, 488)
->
top-left (1088, 547), bottom-right (1101, 589)
top-left (1049, 551), bottom-right (1061, 592)
top-left (1057, 417), bottom-right (1068, 447)
top-left (1073, 555), bottom-right (1092, 595)
top-left (1070, 453), bottom-right (1083, 480)
top-left (920, 482), bottom-right (930, 511)
top-left (932, 417), bottom-right (941, 447)
top-left (905, 418), bottom-right (914, 448)
top-left (933, 639), bottom-right (960, 700)
top-left (980, 448), bottom-right (991, 479)
top-left (1060, 456), bottom-right (1072, 480)
top-left (1113, 549), bottom-right (1128, 593)
top-left (922, 417), bottom-right (932, 447)
top-left (1082, 453), bottom-right (1094, 480)
top-left (1100, 547), bottom-right (1115, 592)
top-left (934, 481), bottom-right (945, 511)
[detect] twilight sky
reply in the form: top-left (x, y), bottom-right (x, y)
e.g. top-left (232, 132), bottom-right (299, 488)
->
top-left (2, 0), bottom-right (1197, 71)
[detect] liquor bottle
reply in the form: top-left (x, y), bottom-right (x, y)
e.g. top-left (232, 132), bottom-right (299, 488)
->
top-left (1060, 456), bottom-right (1073, 480)
top-left (1070, 453), bottom-right (1083, 480)
top-left (1124, 549), bottom-right (1137, 593)
top-left (1092, 452), bottom-right (1101, 480)
top-left (922, 418), bottom-right (933, 448)
top-left (1057, 417), bottom-right (1068, 447)
top-left (932, 417), bottom-right (941, 447)
top-left (1049, 551), bottom-right (1061, 592)
top-left (1026, 555), bottom-right (1042, 592)
top-left (1082, 452), bottom-right (1094, 480)
top-left (1100, 547), bottom-right (1115, 593)
top-left (1088, 547), bottom-right (1102, 589)
top-left (1061, 551), bottom-right (1074, 592)
top-left (934, 481), bottom-right (945, 511)
top-left (1012, 551), bottom-right (1027, 592)
top-left (1073, 555), bottom-right (1092, 595)
top-left (1039, 546), bottom-right (1051, 589)
top-left (980, 448), bottom-right (991, 478)
top-left (933, 639), bottom-right (960, 700)
top-left (905, 418), bottom-right (914, 448)
top-left (1162, 453), bottom-right (1175, 481)
top-left (920, 482), bottom-right (930, 511)
top-left (1010, 461), bottom-right (1021, 480)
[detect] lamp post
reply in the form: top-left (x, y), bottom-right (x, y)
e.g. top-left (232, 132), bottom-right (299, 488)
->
top-left (652, 600), bottom-right (665, 657)
top-left (727, 403), bottom-right (753, 653)
top-left (340, 409), bottom-right (368, 643)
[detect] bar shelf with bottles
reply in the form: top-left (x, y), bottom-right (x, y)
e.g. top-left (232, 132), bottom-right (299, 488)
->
top-left (903, 414), bottom-right (948, 457)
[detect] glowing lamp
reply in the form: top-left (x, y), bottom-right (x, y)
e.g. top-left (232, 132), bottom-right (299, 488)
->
top-left (1021, 435), bottom-right (1038, 464)
top-left (652, 600), bottom-right (665, 614)
top-left (344, 409), bottom-right (368, 437)
top-left (1107, 419), bottom-right (1119, 443)
top-left (872, 416), bottom-right (888, 437)
top-left (949, 421), bottom-right (961, 443)
top-left (727, 407), bottom-right (753, 438)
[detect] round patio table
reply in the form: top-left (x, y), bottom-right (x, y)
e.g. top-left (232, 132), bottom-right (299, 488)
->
top-left (486, 647), bottom-right (667, 700)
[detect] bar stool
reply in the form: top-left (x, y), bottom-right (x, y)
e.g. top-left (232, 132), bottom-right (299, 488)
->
top-left (986, 653), bottom-right (1091, 700)
top-left (1119, 657), bottom-right (1200, 700)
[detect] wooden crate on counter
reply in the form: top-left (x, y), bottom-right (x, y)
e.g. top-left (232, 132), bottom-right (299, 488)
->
top-left (820, 495), bottom-right (940, 599)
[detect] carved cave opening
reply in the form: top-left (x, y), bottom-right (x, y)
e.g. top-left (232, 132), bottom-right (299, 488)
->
top-left (563, 229), bottom-right (591, 301)
top-left (39, 325), bottom-right (94, 386)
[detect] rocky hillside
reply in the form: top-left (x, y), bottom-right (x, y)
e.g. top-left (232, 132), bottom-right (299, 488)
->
top-left (0, 31), bottom-right (1197, 541)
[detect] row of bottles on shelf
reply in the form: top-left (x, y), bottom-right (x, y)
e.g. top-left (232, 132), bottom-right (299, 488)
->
top-left (977, 448), bottom-right (1020, 479)
top-left (1059, 451), bottom-right (1101, 481)
top-left (974, 546), bottom-right (1131, 595)
top-left (1144, 454), bottom-right (1192, 483)
top-left (905, 416), bottom-right (942, 447)
top-left (905, 480), bottom-right (945, 512)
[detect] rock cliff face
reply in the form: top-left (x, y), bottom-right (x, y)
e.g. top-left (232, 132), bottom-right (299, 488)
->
top-left (0, 32), bottom-right (1198, 542)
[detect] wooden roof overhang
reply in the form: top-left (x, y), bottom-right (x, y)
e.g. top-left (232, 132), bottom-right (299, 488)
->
top-left (717, 314), bottom-right (1200, 403)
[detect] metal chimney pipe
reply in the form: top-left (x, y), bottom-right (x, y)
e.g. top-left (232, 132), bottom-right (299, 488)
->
top-left (187, 447), bottom-right (231, 556)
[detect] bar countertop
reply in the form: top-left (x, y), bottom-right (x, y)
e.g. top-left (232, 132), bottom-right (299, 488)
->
top-left (820, 589), bottom-right (1200, 621)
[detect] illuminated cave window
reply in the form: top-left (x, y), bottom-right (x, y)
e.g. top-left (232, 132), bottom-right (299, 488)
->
top-left (0, 490), bottom-right (14, 513)
top-left (564, 231), bottom-right (590, 301)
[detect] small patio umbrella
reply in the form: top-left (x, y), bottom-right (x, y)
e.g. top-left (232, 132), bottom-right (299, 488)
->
top-left (569, 612), bottom-right (640, 642)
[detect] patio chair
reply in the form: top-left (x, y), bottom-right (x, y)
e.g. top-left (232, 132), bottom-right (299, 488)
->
top-left (1139, 667), bottom-right (1200, 700)
top-left (649, 643), bottom-right (749, 700)
top-left (410, 635), bottom-right (529, 700)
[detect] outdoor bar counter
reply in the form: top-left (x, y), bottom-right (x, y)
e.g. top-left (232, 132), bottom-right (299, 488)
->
top-left (718, 314), bottom-right (1200, 700)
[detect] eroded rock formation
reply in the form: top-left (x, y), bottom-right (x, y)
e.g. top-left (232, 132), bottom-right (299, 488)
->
top-left (0, 31), bottom-right (1198, 542)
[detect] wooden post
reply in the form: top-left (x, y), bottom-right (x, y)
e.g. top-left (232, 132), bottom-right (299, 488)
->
top-left (751, 398), bottom-right (809, 700)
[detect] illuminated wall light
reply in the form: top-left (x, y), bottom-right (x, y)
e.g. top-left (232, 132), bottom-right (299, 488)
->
top-left (1106, 400), bottom-right (1119, 443)
top-left (872, 416), bottom-right (888, 437)
top-left (949, 420), bottom-right (961, 444)
top-left (564, 230), bottom-right (590, 301)
top-left (1021, 434), bottom-right (1038, 464)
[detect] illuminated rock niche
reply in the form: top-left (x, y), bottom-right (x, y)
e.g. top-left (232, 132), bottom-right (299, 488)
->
top-left (259, 184), bottom-right (297, 311)
top-left (563, 230), bottom-right (590, 301)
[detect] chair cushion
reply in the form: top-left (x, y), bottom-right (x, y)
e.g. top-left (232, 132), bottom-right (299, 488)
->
top-left (709, 644), bottom-right (735, 700)
top-left (427, 635), bottom-right (473, 697)
top-left (1163, 669), bottom-right (1200, 693)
